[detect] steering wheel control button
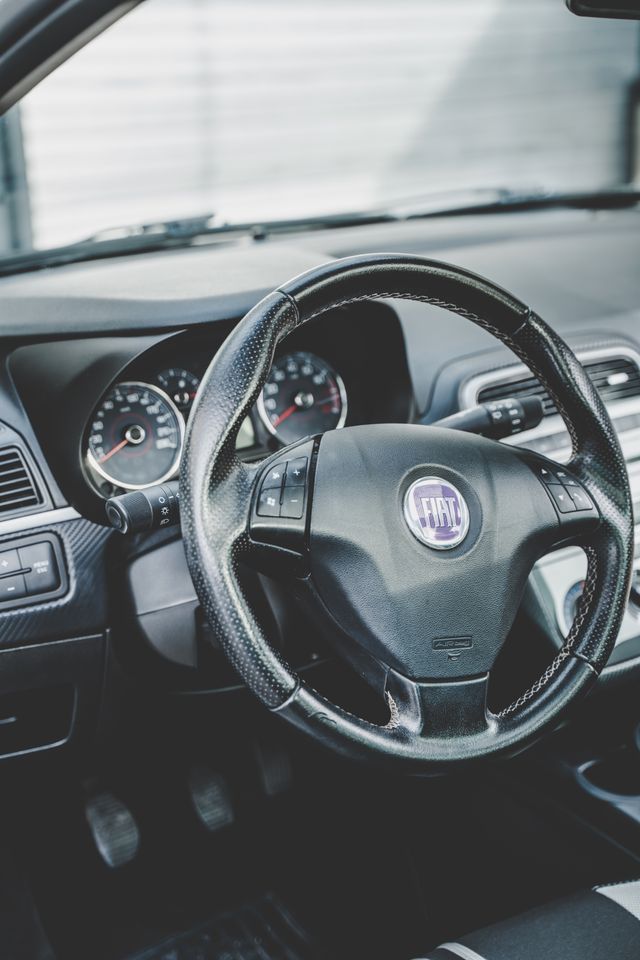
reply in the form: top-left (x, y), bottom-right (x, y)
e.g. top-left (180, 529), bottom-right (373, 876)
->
top-left (285, 457), bottom-right (308, 487)
top-left (261, 462), bottom-right (287, 491)
top-left (546, 483), bottom-right (576, 513)
top-left (19, 541), bottom-right (60, 595)
top-left (0, 549), bottom-right (20, 576)
top-left (554, 469), bottom-right (578, 487)
top-left (527, 458), bottom-right (599, 527)
top-left (568, 486), bottom-right (594, 511)
top-left (535, 464), bottom-right (560, 485)
top-left (257, 489), bottom-right (281, 517)
top-left (281, 488), bottom-right (305, 519)
top-left (251, 438), bottom-right (316, 554)
top-left (0, 574), bottom-right (27, 601)
top-left (403, 476), bottom-right (470, 550)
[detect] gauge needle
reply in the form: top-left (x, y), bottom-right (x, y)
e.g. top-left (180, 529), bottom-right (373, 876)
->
top-left (272, 394), bottom-right (338, 427)
top-left (314, 393), bottom-right (338, 407)
top-left (99, 437), bottom-right (129, 464)
top-left (272, 404), bottom-right (297, 427)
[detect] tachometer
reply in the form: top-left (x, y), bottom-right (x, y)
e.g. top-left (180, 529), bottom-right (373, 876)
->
top-left (257, 352), bottom-right (347, 445)
top-left (156, 368), bottom-right (200, 412)
top-left (87, 381), bottom-right (184, 490)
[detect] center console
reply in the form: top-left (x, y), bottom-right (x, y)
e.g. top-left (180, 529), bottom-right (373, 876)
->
top-left (461, 343), bottom-right (640, 671)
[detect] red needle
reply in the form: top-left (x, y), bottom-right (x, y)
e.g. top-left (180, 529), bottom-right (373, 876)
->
top-left (272, 393), bottom-right (337, 428)
top-left (272, 404), bottom-right (297, 427)
top-left (99, 437), bottom-right (129, 464)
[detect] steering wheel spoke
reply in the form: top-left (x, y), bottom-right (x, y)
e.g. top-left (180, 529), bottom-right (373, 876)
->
top-left (385, 668), bottom-right (493, 740)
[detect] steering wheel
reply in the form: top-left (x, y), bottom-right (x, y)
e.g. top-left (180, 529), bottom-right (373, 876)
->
top-left (180, 254), bottom-right (634, 771)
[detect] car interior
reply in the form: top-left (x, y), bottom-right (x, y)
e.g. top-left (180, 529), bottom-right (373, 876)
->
top-left (0, 0), bottom-right (640, 958)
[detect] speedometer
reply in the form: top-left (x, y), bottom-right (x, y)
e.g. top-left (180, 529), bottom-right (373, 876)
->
top-left (257, 352), bottom-right (347, 445)
top-left (86, 381), bottom-right (184, 490)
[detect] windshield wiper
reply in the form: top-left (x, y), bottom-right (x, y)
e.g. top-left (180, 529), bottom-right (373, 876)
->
top-left (82, 212), bottom-right (219, 244)
top-left (0, 185), bottom-right (638, 277)
top-left (383, 184), bottom-right (640, 220)
top-left (0, 207), bottom-right (400, 276)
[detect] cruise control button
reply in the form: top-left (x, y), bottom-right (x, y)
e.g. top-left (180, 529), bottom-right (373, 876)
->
top-left (0, 574), bottom-right (26, 602)
top-left (567, 486), bottom-right (594, 512)
top-left (20, 542), bottom-right (60, 595)
top-left (285, 457), bottom-right (308, 487)
top-left (261, 462), bottom-right (287, 491)
top-left (0, 550), bottom-right (20, 576)
top-left (281, 488), bottom-right (305, 519)
top-left (547, 483), bottom-right (576, 513)
top-left (257, 490), bottom-right (281, 517)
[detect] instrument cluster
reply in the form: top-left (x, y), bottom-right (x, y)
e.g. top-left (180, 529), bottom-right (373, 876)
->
top-left (84, 351), bottom-right (349, 492)
top-left (82, 303), bottom-right (411, 496)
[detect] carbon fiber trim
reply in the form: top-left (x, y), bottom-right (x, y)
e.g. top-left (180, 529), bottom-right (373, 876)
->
top-left (0, 517), bottom-right (113, 647)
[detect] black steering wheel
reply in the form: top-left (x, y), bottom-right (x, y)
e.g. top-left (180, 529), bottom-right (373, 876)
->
top-left (180, 254), bottom-right (634, 771)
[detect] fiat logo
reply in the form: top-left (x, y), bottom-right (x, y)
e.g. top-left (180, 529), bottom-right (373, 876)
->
top-left (403, 476), bottom-right (470, 550)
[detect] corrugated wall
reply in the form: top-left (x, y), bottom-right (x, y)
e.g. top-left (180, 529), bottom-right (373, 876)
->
top-left (14, 0), bottom-right (640, 248)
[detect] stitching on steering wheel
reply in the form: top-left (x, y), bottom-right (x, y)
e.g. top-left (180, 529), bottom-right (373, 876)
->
top-left (498, 546), bottom-right (599, 717)
top-left (300, 291), bottom-right (582, 457)
top-left (298, 290), bottom-right (509, 339)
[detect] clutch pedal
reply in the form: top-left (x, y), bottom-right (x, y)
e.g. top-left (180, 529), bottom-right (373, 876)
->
top-left (85, 791), bottom-right (141, 869)
top-left (255, 740), bottom-right (293, 797)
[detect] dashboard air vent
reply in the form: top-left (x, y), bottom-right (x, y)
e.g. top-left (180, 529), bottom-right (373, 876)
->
top-left (477, 355), bottom-right (640, 416)
top-left (0, 447), bottom-right (42, 515)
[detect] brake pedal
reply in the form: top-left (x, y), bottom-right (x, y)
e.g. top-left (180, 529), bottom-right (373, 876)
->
top-left (255, 740), bottom-right (293, 797)
top-left (85, 791), bottom-right (140, 869)
top-left (188, 765), bottom-right (234, 833)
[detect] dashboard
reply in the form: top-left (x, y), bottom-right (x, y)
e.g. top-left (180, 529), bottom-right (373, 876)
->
top-left (0, 204), bottom-right (638, 761)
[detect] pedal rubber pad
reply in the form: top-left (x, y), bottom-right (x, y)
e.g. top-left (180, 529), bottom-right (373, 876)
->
top-left (85, 791), bottom-right (140, 869)
top-left (188, 765), bottom-right (234, 833)
top-left (255, 741), bottom-right (293, 797)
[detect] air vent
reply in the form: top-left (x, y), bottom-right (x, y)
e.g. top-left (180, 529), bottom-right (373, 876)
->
top-left (0, 447), bottom-right (42, 515)
top-left (477, 355), bottom-right (640, 416)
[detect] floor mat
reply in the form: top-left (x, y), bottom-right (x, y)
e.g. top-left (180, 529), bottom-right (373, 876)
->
top-left (127, 893), bottom-right (317, 960)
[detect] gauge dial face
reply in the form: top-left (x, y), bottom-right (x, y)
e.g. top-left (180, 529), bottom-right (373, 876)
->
top-left (156, 368), bottom-right (200, 412)
top-left (87, 381), bottom-right (184, 489)
top-left (257, 352), bottom-right (347, 445)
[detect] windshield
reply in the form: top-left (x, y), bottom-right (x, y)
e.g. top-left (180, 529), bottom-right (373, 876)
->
top-left (0, 0), bottom-right (638, 257)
